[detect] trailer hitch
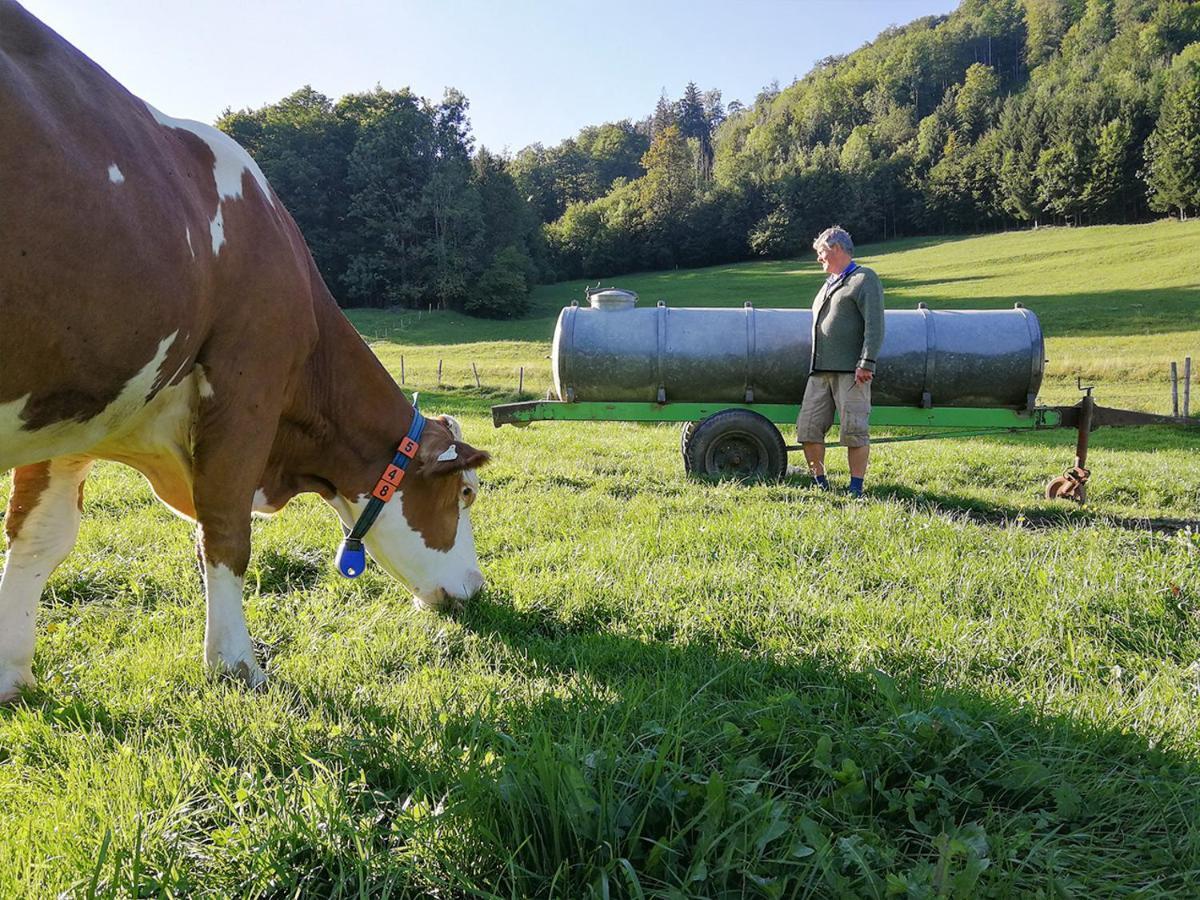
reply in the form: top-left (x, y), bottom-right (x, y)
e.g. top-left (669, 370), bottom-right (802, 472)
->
top-left (1046, 378), bottom-right (1199, 504)
top-left (1046, 380), bottom-right (1095, 503)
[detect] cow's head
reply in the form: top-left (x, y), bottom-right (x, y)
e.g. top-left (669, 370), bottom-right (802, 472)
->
top-left (332, 415), bottom-right (489, 611)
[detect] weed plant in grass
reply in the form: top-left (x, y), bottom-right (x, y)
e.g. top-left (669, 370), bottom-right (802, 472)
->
top-left (2, 222), bottom-right (1199, 897)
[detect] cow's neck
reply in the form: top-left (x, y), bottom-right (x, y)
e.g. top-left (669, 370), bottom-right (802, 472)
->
top-left (265, 297), bottom-right (414, 505)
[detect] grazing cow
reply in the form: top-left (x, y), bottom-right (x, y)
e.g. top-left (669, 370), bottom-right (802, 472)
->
top-left (0, 1), bottom-right (490, 702)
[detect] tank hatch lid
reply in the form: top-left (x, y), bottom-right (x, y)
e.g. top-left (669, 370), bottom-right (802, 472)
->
top-left (587, 288), bottom-right (638, 310)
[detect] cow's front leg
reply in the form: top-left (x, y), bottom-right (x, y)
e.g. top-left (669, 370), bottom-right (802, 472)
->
top-left (191, 377), bottom-right (281, 690)
top-left (0, 456), bottom-right (93, 703)
top-left (199, 534), bottom-right (265, 689)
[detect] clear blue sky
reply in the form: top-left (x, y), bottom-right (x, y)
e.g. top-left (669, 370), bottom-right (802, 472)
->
top-left (22, 0), bottom-right (961, 153)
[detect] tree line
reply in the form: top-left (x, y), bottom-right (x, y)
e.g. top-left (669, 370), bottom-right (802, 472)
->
top-left (218, 0), bottom-right (1200, 315)
top-left (219, 88), bottom-right (541, 317)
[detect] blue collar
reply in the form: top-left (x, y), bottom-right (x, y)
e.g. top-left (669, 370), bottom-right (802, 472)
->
top-left (335, 406), bottom-right (426, 578)
top-left (826, 260), bottom-right (858, 285)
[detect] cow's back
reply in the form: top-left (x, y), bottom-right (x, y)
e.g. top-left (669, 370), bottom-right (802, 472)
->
top-left (0, 1), bottom-right (315, 470)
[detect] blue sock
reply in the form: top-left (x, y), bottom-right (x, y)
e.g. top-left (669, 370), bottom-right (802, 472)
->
top-left (849, 476), bottom-right (865, 494)
top-left (814, 474), bottom-right (829, 489)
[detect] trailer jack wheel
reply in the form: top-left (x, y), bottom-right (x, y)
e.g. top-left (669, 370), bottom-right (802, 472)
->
top-left (1045, 465), bottom-right (1089, 504)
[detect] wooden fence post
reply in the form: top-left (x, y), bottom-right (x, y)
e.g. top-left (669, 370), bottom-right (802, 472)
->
top-left (519, 366), bottom-right (524, 394)
top-left (437, 359), bottom-right (443, 387)
top-left (1185, 356), bottom-right (1192, 418)
top-left (472, 362), bottom-right (481, 388)
top-left (1171, 361), bottom-right (1179, 416)
top-left (400, 355), bottom-right (405, 385)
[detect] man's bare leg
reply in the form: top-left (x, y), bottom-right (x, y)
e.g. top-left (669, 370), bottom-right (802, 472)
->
top-left (803, 442), bottom-right (826, 477)
top-left (847, 445), bottom-right (869, 480)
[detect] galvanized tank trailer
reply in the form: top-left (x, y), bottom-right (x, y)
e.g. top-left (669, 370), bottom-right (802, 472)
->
top-left (492, 288), bottom-right (1198, 501)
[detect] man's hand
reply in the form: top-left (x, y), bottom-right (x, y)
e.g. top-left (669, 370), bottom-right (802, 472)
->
top-left (855, 367), bottom-right (873, 385)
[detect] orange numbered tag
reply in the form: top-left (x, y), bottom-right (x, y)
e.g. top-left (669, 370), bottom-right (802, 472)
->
top-left (372, 481), bottom-right (395, 502)
top-left (398, 437), bottom-right (419, 458)
top-left (380, 464), bottom-right (405, 486)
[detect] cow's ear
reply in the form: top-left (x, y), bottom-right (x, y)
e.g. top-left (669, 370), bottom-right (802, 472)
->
top-left (425, 441), bottom-right (490, 478)
top-left (439, 414), bottom-right (464, 440)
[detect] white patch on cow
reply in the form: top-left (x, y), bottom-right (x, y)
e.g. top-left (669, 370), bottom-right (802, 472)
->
top-left (145, 103), bottom-right (273, 205)
top-left (0, 456), bottom-right (93, 703)
top-left (196, 366), bottom-right (214, 399)
top-left (331, 492), bottom-right (484, 610)
top-left (0, 395), bottom-right (33, 469)
top-left (90, 364), bottom-right (215, 521)
top-left (202, 562), bottom-right (265, 688)
top-left (145, 102), bottom-right (275, 256)
top-left (107, 163), bottom-right (125, 184)
top-left (0, 331), bottom-right (181, 473)
top-left (154, 351), bottom-right (193, 397)
top-left (185, 226), bottom-right (195, 259)
top-left (252, 489), bottom-right (277, 515)
top-left (436, 444), bottom-right (458, 462)
top-left (462, 465), bottom-right (481, 497)
top-left (209, 204), bottom-right (225, 254)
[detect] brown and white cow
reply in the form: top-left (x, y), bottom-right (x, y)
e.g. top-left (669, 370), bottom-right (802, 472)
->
top-left (0, 2), bottom-right (489, 702)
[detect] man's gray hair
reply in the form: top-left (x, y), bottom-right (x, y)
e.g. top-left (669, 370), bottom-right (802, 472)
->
top-left (813, 226), bottom-right (854, 255)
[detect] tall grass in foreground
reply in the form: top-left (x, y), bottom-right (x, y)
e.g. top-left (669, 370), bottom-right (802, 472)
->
top-left (1, 222), bottom-right (1198, 897)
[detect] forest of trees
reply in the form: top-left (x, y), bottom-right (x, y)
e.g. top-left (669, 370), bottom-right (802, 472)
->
top-left (217, 0), bottom-right (1200, 315)
top-left (218, 88), bottom-right (542, 317)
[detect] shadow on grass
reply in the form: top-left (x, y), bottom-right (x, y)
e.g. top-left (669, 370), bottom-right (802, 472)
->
top-left (409, 387), bottom-right (540, 421)
top-left (862, 480), bottom-right (1199, 535)
top-left (6, 577), bottom-right (1200, 896)
top-left (450, 592), bottom-right (1200, 895)
top-left (345, 309), bottom-right (562, 347)
top-left (247, 547), bottom-right (326, 595)
top-left (874, 421), bottom-right (1200, 452)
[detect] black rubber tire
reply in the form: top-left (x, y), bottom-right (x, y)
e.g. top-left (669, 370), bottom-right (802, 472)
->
top-left (680, 422), bottom-right (697, 474)
top-left (683, 409), bottom-right (787, 481)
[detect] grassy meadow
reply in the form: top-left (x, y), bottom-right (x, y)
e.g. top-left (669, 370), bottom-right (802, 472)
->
top-left (2, 220), bottom-right (1199, 897)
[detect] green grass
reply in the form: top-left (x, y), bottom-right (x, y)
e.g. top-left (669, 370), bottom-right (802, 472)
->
top-left (2, 220), bottom-right (1199, 897)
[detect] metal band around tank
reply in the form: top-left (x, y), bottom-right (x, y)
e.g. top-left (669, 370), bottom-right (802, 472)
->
top-left (563, 303), bottom-right (579, 402)
top-left (919, 302), bottom-right (936, 409)
top-left (744, 301), bottom-right (756, 403)
top-left (1015, 302), bottom-right (1043, 411)
top-left (655, 301), bottom-right (667, 403)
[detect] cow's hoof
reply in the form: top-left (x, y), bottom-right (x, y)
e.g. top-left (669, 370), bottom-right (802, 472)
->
top-left (0, 666), bottom-right (34, 705)
top-left (207, 656), bottom-right (268, 691)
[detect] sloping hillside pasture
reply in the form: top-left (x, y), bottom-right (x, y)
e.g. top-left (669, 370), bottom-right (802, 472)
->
top-left (1, 221), bottom-right (1198, 896)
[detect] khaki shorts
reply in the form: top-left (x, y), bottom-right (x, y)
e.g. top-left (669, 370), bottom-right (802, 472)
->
top-left (796, 372), bottom-right (871, 447)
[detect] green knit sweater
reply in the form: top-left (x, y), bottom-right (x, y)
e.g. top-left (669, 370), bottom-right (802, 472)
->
top-left (810, 264), bottom-right (885, 373)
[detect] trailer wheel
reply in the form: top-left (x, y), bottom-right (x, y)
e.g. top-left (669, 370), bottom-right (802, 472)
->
top-left (680, 422), bottom-right (697, 474)
top-left (684, 410), bottom-right (787, 480)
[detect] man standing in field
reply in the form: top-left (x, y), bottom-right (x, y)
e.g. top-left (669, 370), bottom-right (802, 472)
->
top-left (797, 226), bottom-right (885, 498)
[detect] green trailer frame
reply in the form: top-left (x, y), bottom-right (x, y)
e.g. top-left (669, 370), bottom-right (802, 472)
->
top-left (491, 394), bottom-right (1196, 502)
top-left (493, 400), bottom-right (1060, 438)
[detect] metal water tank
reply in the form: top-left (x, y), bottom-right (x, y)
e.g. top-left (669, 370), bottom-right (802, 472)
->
top-left (551, 302), bottom-right (1044, 409)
